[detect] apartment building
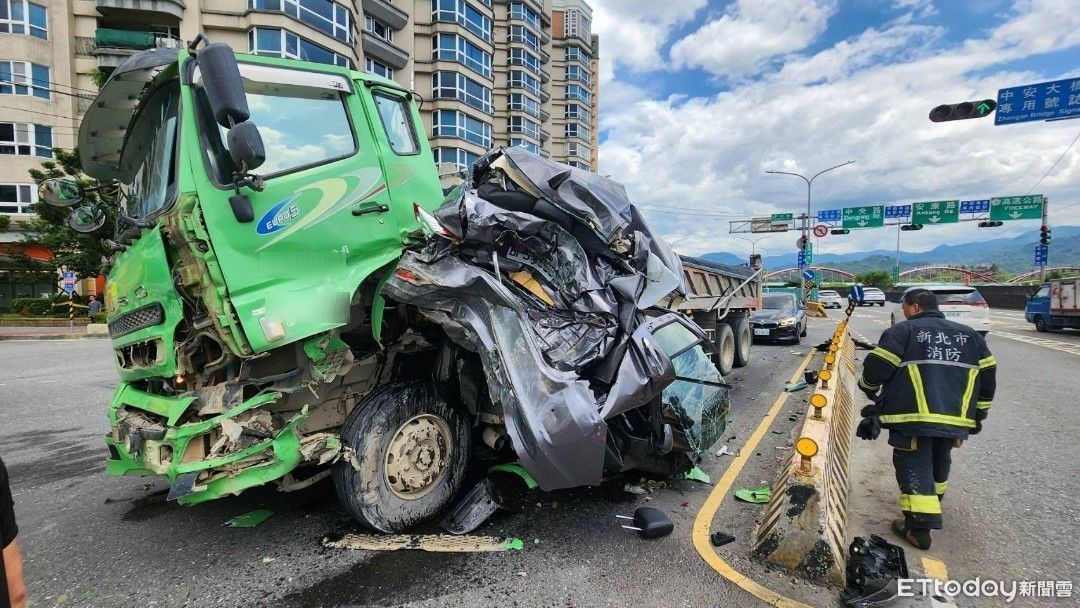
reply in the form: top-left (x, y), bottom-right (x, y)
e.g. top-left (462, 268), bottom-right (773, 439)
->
top-left (0, 0), bottom-right (598, 221)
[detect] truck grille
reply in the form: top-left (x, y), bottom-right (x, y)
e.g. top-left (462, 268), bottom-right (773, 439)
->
top-left (108, 304), bottom-right (164, 338)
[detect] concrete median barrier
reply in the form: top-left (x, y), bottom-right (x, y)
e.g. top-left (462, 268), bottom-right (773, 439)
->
top-left (751, 321), bottom-right (857, 585)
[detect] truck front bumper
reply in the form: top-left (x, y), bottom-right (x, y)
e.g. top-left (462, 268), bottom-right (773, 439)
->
top-left (104, 382), bottom-right (310, 505)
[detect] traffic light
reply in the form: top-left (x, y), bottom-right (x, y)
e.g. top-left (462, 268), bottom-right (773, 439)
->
top-left (900, 224), bottom-right (924, 231)
top-left (929, 99), bottom-right (996, 122)
top-left (830, 229), bottom-right (850, 235)
top-left (1040, 225), bottom-right (1051, 245)
top-left (978, 221), bottom-right (1004, 228)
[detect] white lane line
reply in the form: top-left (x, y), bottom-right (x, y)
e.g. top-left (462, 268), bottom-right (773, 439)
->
top-left (990, 330), bottom-right (1080, 358)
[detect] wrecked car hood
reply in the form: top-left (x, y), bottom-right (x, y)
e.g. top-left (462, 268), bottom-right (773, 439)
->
top-left (385, 148), bottom-right (726, 490)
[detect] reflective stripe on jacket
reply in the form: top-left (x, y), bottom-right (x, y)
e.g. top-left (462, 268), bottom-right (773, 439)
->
top-left (861, 311), bottom-right (997, 438)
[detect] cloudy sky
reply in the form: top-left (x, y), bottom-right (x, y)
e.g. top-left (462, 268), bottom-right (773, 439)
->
top-left (589, 0), bottom-right (1080, 261)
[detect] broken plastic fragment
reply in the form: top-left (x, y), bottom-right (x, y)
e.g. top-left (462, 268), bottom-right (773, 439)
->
top-left (784, 381), bottom-right (810, 392)
top-left (505, 538), bottom-right (524, 551)
top-left (683, 466), bottom-right (712, 484)
top-left (487, 462), bottom-right (539, 489)
top-left (734, 485), bottom-right (772, 504)
top-left (440, 478), bottom-right (503, 535)
top-left (224, 509), bottom-right (273, 528)
top-left (623, 483), bottom-right (647, 495)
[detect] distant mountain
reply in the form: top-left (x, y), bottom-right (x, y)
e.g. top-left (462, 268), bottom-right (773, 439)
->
top-left (698, 226), bottom-right (1080, 274)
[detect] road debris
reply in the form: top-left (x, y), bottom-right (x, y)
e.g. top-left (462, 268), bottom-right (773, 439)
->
top-left (615, 507), bottom-right (673, 539)
top-left (710, 531), bottom-right (736, 547)
top-left (223, 509), bottom-right (273, 528)
top-left (783, 381), bottom-right (810, 392)
top-left (839, 535), bottom-right (909, 608)
top-left (623, 483), bottom-right (647, 495)
top-left (734, 485), bottom-right (772, 503)
top-left (322, 533), bottom-right (524, 553)
top-left (440, 478), bottom-right (503, 535)
top-left (682, 466), bottom-right (712, 484)
top-left (715, 444), bottom-right (734, 457)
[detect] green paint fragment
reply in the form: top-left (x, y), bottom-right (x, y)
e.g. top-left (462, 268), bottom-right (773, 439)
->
top-left (734, 485), bottom-right (772, 504)
top-left (683, 466), bottom-right (712, 484)
top-left (224, 509), bottom-right (274, 528)
top-left (488, 462), bottom-right (539, 489)
top-left (505, 538), bottom-right (524, 551)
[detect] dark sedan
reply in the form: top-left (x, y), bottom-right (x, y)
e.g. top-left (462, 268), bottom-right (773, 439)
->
top-left (750, 294), bottom-right (808, 344)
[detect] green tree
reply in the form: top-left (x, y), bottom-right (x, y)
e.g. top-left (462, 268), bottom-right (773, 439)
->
top-left (854, 269), bottom-right (893, 289)
top-left (17, 148), bottom-right (117, 280)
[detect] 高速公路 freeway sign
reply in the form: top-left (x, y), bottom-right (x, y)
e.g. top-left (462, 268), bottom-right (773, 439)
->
top-left (843, 206), bottom-right (884, 229)
top-left (912, 200), bottom-right (959, 225)
top-left (990, 195), bottom-right (1044, 221)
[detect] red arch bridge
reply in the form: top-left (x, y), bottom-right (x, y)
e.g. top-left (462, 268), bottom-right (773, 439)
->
top-left (1005, 267), bottom-right (1080, 283)
top-left (765, 266), bottom-right (1023, 285)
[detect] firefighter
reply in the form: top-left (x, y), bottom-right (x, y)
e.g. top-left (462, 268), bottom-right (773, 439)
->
top-left (857, 288), bottom-right (996, 550)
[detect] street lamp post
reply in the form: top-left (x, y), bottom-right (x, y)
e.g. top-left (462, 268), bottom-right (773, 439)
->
top-left (766, 160), bottom-right (855, 301)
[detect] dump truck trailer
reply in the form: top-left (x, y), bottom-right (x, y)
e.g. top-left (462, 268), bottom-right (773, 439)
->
top-left (676, 256), bottom-right (762, 376)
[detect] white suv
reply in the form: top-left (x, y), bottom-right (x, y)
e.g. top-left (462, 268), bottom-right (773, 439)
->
top-left (891, 285), bottom-right (991, 335)
top-left (859, 287), bottom-right (886, 306)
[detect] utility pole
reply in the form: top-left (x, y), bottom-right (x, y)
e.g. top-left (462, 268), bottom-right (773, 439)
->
top-left (1039, 198), bottom-right (1049, 283)
top-left (766, 160), bottom-right (855, 301)
top-left (894, 224), bottom-right (902, 285)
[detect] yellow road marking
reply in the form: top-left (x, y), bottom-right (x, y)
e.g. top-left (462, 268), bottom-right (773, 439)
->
top-left (692, 349), bottom-right (818, 608)
top-left (922, 556), bottom-right (949, 582)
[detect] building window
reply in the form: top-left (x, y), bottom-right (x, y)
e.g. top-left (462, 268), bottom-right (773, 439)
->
top-left (365, 57), bottom-right (394, 79)
top-left (565, 122), bottom-right (589, 141)
top-left (567, 160), bottom-right (589, 169)
top-left (508, 2), bottom-right (540, 30)
top-left (0, 122), bottom-right (50, 157)
top-left (510, 138), bottom-right (539, 154)
top-left (508, 93), bottom-right (540, 119)
top-left (364, 15), bottom-right (393, 43)
top-left (565, 45), bottom-right (590, 65)
top-left (564, 102), bottom-right (591, 123)
top-left (566, 64), bottom-right (590, 86)
top-left (0, 1), bottom-right (46, 39)
top-left (563, 7), bottom-right (590, 40)
top-left (434, 146), bottom-right (480, 171)
top-left (0, 183), bottom-right (35, 214)
top-left (508, 116), bottom-right (540, 139)
top-left (432, 33), bottom-right (492, 78)
top-left (432, 71), bottom-right (492, 113)
top-left (0, 61), bottom-right (49, 99)
top-left (432, 109), bottom-right (491, 148)
top-left (566, 83), bottom-right (590, 102)
top-left (249, 27), bottom-right (351, 67)
top-left (249, 0), bottom-right (352, 43)
top-left (431, 0), bottom-right (492, 44)
top-left (508, 48), bottom-right (541, 75)
top-left (508, 70), bottom-right (539, 96)
top-left (507, 24), bottom-right (540, 53)
top-left (566, 141), bottom-right (588, 159)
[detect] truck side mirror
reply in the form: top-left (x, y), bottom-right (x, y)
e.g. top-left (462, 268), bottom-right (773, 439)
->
top-left (39, 178), bottom-right (84, 208)
top-left (197, 42), bottom-right (264, 172)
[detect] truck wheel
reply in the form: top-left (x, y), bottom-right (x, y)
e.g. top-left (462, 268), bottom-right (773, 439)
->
top-left (732, 317), bottom-right (751, 368)
top-left (332, 381), bottom-right (470, 533)
top-left (1035, 316), bottom-right (1048, 332)
top-left (714, 324), bottom-right (735, 376)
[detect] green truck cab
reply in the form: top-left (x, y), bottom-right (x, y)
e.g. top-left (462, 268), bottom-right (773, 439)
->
top-left (43, 41), bottom-right (455, 530)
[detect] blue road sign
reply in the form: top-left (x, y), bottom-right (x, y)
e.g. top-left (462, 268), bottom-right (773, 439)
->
top-left (850, 284), bottom-right (865, 304)
top-left (884, 205), bottom-right (911, 219)
top-left (803, 269), bottom-right (816, 281)
top-left (995, 77), bottom-right (1080, 125)
top-left (817, 209), bottom-right (842, 222)
top-left (1034, 245), bottom-right (1048, 266)
top-left (62, 271), bottom-right (77, 295)
top-left (797, 251), bottom-right (806, 268)
top-left (960, 199), bottom-right (991, 214)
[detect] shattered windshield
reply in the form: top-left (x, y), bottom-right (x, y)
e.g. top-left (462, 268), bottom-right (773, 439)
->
top-left (119, 82), bottom-right (180, 218)
top-left (662, 344), bottom-right (729, 454)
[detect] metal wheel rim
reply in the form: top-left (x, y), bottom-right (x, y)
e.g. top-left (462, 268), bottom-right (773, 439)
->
top-left (721, 332), bottom-right (735, 367)
top-left (383, 413), bottom-right (453, 500)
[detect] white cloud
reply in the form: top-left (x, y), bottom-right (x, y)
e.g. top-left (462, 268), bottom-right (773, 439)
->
top-left (596, 0), bottom-right (1080, 258)
top-left (669, 0), bottom-right (838, 80)
top-left (591, 0), bottom-right (707, 82)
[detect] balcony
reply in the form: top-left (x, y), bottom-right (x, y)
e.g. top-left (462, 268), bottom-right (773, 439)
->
top-left (93, 28), bottom-right (182, 68)
top-left (94, 0), bottom-right (185, 20)
top-left (363, 0), bottom-right (408, 31)
top-left (362, 31), bottom-right (409, 70)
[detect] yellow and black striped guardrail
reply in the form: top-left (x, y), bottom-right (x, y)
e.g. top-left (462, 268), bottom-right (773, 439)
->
top-left (751, 303), bottom-right (858, 585)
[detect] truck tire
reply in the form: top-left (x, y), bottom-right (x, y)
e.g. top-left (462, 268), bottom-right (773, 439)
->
top-left (714, 323), bottom-right (735, 376)
top-left (731, 317), bottom-right (751, 368)
top-left (332, 380), bottom-right (471, 533)
top-left (1035, 315), bottom-right (1048, 333)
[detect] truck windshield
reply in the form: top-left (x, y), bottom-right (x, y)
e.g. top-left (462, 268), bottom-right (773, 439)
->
top-left (120, 82), bottom-right (180, 218)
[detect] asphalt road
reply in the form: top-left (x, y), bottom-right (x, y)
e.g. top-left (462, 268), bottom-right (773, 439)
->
top-left (1, 304), bottom-right (1076, 607)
